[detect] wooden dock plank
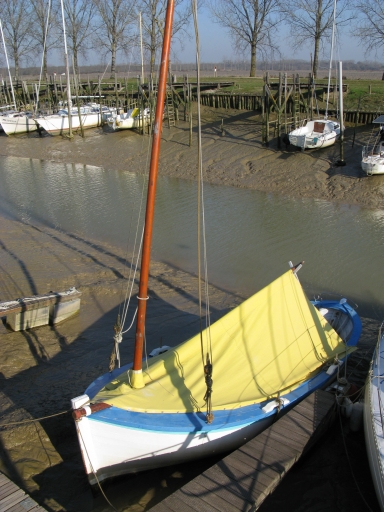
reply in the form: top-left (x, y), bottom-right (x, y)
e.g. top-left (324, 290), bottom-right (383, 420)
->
top-left (149, 389), bottom-right (336, 512)
top-left (0, 473), bottom-right (47, 512)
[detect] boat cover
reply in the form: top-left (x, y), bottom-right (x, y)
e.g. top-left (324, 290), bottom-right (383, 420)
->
top-left (95, 270), bottom-right (347, 413)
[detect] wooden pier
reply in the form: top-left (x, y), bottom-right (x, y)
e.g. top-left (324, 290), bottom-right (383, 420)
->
top-left (149, 389), bottom-right (336, 511)
top-left (0, 471), bottom-right (47, 511)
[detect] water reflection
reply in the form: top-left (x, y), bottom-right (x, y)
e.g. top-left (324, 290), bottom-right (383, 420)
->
top-left (0, 155), bottom-right (383, 318)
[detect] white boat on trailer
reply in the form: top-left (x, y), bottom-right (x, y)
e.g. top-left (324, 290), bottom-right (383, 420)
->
top-left (361, 115), bottom-right (384, 176)
top-left (364, 323), bottom-right (384, 511)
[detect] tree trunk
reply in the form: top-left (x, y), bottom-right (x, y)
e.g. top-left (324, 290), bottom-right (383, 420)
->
top-left (150, 11), bottom-right (156, 75)
top-left (111, 42), bottom-right (116, 77)
top-left (313, 0), bottom-right (322, 78)
top-left (249, 38), bottom-right (257, 77)
top-left (14, 52), bottom-right (19, 81)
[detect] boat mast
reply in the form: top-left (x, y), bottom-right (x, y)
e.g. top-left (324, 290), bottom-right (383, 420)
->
top-left (60, 0), bottom-right (72, 137)
top-left (325, 0), bottom-right (337, 119)
top-left (139, 12), bottom-right (144, 85)
top-left (0, 19), bottom-right (16, 110)
top-left (130, 0), bottom-right (175, 389)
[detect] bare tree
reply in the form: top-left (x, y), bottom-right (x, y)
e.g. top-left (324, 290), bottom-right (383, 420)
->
top-left (352, 0), bottom-right (384, 56)
top-left (139, 0), bottom-right (192, 75)
top-left (279, 0), bottom-right (350, 79)
top-left (0, 0), bottom-right (35, 79)
top-left (62, 0), bottom-right (95, 76)
top-left (30, 0), bottom-right (61, 78)
top-left (207, 0), bottom-right (280, 77)
top-left (92, 0), bottom-right (137, 76)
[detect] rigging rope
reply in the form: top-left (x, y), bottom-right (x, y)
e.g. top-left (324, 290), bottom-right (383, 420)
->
top-left (192, 0), bottom-right (213, 424)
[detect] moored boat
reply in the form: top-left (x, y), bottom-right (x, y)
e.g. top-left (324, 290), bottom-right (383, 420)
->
top-left (288, 119), bottom-right (340, 150)
top-left (35, 106), bottom-right (102, 136)
top-left (364, 324), bottom-right (384, 511)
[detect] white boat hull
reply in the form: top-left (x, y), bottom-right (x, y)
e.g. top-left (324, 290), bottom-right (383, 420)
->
top-left (362, 142), bottom-right (384, 175)
top-left (288, 119), bottom-right (340, 150)
top-left (1, 116), bottom-right (38, 135)
top-left (36, 112), bottom-right (102, 135)
top-left (76, 411), bottom-right (269, 485)
top-left (364, 333), bottom-right (384, 511)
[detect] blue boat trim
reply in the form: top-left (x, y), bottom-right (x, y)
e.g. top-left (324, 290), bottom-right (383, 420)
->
top-left (85, 300), bottom-right (361, 435)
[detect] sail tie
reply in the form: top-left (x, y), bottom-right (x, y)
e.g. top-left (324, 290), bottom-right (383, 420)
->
top-left (203, 354), bottom-right (214, 423)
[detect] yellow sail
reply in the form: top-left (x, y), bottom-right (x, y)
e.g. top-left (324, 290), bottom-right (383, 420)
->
top-left (96, 270), bottom-right (345, 413)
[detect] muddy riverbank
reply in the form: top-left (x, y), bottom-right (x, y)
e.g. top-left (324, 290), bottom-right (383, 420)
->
top-left (0, 106), bottom-right (383, 209)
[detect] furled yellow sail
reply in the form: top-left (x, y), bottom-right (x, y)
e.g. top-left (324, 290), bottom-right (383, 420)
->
top-left (96, 270), bottom-right (345, 413)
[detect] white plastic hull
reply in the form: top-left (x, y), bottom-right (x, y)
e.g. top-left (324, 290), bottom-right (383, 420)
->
top-left (364, 335), bottom-right (384, 511)
top-left (36, 112), bottom-right (101, 135)
top-left (288, 120), bottom-right (340, 149)
top-left (362, 156), bottom-right (384, 175)
top-left (1, 117), bottom-right (38, 135)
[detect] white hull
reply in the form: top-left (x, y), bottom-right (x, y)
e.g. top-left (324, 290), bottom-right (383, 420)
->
top-left (289, 119), bottom-right (340, 149)
top-left (362, 142), bottom-right (384, 175)
top-left (108, 108), bottom-right (150, 131)
top-left (1, 116), bottom-right (38, 135)
top-left (76, 411), bottom-right (270, 485)
top-left (36, 112), bottom-right (102, 135)
top-left (364, 332), bottom-right (384, 511)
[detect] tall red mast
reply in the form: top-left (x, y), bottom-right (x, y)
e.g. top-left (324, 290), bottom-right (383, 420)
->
top-left (130, 0), bottom-right (175, 389)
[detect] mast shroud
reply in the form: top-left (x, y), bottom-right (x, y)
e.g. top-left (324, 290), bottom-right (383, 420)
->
top-left (131, 0), bottom-right (175, 388)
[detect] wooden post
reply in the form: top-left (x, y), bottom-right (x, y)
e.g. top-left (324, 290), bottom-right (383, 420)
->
top-left (277, 72), bottom-right (282, 148)
top-left (189, 83), bottom-right (192, 146)
top-left (73, 56), bottom-right (84, 137)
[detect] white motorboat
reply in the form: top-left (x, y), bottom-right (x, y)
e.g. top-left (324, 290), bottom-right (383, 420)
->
top-left (364, 324), bottom-right (384, 511)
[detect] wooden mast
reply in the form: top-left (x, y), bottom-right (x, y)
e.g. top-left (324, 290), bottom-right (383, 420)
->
top-left (130, 0), bottom-right (175, 389)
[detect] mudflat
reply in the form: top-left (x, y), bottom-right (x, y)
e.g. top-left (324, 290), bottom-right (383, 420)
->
top-left (0, 105), bottom-right (383, 209)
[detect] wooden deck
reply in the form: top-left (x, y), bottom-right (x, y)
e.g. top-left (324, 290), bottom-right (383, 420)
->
top-left (149, 389), bottom-right (336, 511)
top-left (0, 472), bottom-right (47, 512)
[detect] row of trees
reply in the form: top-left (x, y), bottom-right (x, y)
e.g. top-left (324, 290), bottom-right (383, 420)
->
top-left (0, 0), bottom-right (383, 80)
top-left (0, 0), bottom-right (192, 80)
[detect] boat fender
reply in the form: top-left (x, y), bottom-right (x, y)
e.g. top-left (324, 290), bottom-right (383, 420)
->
top-left (326, 362), bottom-right (339, 375)
top-left (149, 346), bottom-right (171, 357)
top-left (341, 396), bottom-right (353, 418)
top-left (262, 397), bottom-right (290, 414)
top-left (313, 137), bottom-right (318, 144)
top-left (349, 402), bottom-right (364, 432)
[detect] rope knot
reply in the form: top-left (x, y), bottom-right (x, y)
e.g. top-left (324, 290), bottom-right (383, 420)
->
top-left (203, 354), bottom-right (214, 423)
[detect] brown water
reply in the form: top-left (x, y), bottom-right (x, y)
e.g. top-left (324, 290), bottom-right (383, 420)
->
top-left (0, 156), bottom-right (382, 511)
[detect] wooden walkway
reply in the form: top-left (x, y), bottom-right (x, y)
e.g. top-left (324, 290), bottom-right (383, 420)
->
top-left (149, 389), bottom-right (336, 512)
top-left (0, 472), bottom-right (47, 512)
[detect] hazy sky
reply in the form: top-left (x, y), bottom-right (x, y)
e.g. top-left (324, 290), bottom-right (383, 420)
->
top-left (171, 9), bottom-right (379, 65)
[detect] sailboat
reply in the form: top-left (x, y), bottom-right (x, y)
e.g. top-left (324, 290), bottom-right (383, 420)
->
top-left (361, 116), bottom-right (384, 175)
top-left (0, 19), bottom-right (38, 135)
top-left (107, 107), bottom-right (150, 131)
top-left (71, 0), bottom-right (362, 486)
top-left (364, 323), bottom-right (384, 510)
top-left (288, 0), bottom-right (341, 150)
